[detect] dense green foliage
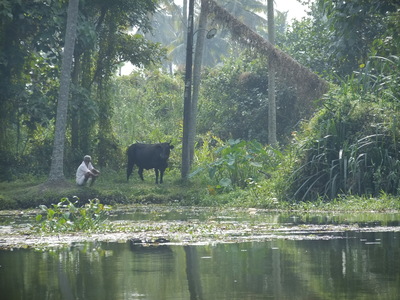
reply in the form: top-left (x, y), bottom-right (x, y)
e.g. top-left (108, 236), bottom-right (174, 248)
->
top-left (286, 55), bottom-right (400, 201)
top-left (0, 0), bottom-right (165, 179)
top-left (198, 53), bottom-right (299, 143)
top-left (191, 138), bottom-right (281, 191)
top-left (111, 69), bottom-right (183, 148)
top-left (1, 0), bottom-right (400, 207)
top-left (281, 0), bottom-right (400, 78)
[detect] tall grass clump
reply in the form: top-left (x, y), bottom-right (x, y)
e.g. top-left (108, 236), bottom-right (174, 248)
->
top-left (285, 56), bottom-right (400, 201)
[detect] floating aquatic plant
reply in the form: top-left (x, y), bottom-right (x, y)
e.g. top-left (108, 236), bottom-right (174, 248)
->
top-left (35, 197), bottom-right (112, 233)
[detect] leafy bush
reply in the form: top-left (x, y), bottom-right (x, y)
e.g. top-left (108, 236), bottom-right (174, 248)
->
top-left (35, 197), bottom-right (112, 232)
top-left (191, 139), bottom-right (281, 192)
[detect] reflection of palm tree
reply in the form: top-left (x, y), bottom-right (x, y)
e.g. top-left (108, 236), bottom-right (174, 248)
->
top-left (185, 246), bottom-right (204, 299)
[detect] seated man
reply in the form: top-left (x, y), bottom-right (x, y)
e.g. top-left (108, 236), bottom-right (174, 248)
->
top-left (76, 155), bottom-right (100, 186)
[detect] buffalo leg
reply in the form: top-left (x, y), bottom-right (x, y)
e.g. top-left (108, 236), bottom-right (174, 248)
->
top-left (155, 169), bottom-right (159, 184)
top-left (127, 161), bottom-right (134, 181)
top-left (138, 167), bottom-right (144, 181)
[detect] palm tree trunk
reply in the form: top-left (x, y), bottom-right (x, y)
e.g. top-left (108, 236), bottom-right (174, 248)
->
top-left (267, 0), bottom-right (277, 146)
top-left (181, 0), bottom-right (195, 180)
top-left (70, 53), bottom-right (81, 153)
top-left (48, 0), bottom-right (79, 182)
top-left (189, 0), bottom-right (208, 165)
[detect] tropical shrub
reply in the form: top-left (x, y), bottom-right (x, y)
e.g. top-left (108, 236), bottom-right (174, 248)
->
top-left (191, 139), bottom-right (282, 192)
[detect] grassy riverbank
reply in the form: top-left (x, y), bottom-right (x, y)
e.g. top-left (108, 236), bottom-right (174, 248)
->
top-left (1, 168), bottom-right (399, 212)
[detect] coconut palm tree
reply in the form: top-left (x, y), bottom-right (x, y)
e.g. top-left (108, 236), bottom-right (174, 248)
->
top-left (189, 0), bottom-right (209, 166)
top-left (145, 0), bottom-right (271, 70)
top-left (48, 0), bottom-right (79, 184)
top-left (140, 1), bottom-right (186, 72)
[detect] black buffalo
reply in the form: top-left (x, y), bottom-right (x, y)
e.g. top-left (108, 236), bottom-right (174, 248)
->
top-left (127, 142), bottom-right (174, 184)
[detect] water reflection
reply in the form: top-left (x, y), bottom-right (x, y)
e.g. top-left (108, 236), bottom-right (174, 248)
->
top-left (1, 232), bottom-right (399, 300)
top-left (109, 206), bottom-right (400, 227)
top-left (1, 206), bottom-right (399, 228)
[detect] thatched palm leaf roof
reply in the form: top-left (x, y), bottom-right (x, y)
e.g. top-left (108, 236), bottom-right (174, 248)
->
top-left (204, 0), bottom-right (329, 102)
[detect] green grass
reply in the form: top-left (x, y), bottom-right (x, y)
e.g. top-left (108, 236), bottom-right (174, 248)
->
top-left (0, 167), bottom-right (399, 212)
top-left (0, 168), bottom-right (209, 210)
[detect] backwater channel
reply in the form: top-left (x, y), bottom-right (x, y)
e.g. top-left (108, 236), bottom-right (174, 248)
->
top-left (0, 206), bottom-right (399, 299)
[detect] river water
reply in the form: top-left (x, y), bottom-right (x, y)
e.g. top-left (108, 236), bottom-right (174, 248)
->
top-left (0, 208), bottom-right (399, 299)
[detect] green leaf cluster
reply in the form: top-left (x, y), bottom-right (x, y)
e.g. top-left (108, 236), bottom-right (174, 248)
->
top-left (35, 197), bottom-right (112, 233)
top-left (191, 139), bottom-right (281, 192)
